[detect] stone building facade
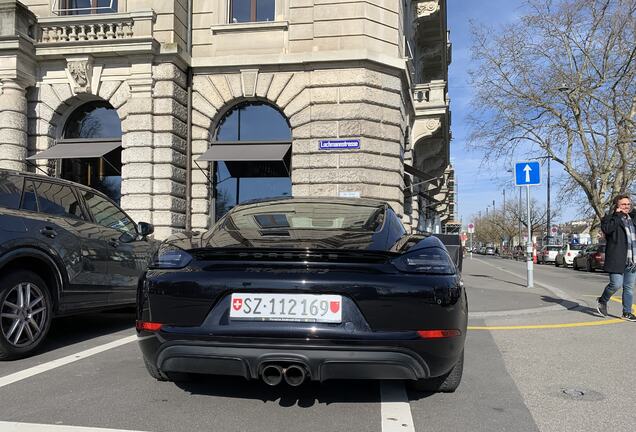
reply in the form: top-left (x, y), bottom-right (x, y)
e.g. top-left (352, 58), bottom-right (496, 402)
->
top-left (0, 0), bottom-right (451, 239)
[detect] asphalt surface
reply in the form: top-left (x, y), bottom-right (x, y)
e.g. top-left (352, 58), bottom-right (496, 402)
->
top-left (1, 255), bottom-right (634, 432)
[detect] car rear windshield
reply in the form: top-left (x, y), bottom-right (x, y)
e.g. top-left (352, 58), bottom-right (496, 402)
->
top-left (571, 244), bottom-right (585, 250)
top-left (546, 246), bottom-right (560, 251)
top-left (224, 202), bottom-right (385, 232)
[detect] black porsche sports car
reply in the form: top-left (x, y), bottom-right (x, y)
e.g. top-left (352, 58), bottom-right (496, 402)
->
top-left (137, 197), bottom-right (467, 392)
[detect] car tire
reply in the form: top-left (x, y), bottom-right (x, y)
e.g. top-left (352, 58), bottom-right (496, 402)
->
top-left (0, 271), bottom-right (53, 360)
top-left (143, 356), bottom-right (169, 381)
top-left (143, 356), bottom-right (191, 382)
top-left (572, 260), bottom-right (578, 270)
top-left (586, 260), bottom-right (593, 272)
top-left (409, 350), bottom-right (464, 393)
top-left (555, 259), bottom-right (559, 268)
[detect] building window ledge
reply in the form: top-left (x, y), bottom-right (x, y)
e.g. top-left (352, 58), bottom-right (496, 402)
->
top-left (210, 21), bottom-right (288, 36)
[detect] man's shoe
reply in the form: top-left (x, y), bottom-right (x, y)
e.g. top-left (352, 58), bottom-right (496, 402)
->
top-left (621, 312), bottom-right (636, 322)
top-left (596, 298), bottom-right (608, 317)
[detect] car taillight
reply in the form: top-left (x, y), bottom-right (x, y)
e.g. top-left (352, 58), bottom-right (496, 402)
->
top-left (391, 247), bottom-right (456, 274)
top-left (593, 253), bottom-right (602, 261)
top-left (136, 321), bottom-right (163, 332)
top-left (567, 252), bottom-right (571, 256)
top-left (417, 329), bottom-right (461, 339)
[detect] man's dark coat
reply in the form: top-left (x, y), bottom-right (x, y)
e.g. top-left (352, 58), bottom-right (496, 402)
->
top-left (601, 209), bottom-right (636, 274)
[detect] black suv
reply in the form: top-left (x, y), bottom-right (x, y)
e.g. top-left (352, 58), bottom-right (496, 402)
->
top-left (0, 169), bottom-right (156, 359)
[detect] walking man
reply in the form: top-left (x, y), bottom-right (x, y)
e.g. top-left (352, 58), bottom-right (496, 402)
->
top-left (597, 194), bottom-right (636, 321)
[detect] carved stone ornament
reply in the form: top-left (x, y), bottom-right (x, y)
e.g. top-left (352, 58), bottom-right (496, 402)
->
top-left (67, 59), bottom-right (93, 94)
top-left (425, 118), bottom-right (441, 132)
top-left (416, 1), bottom-right (440, 18)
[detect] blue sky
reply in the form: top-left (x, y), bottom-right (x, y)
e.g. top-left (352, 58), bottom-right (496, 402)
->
top-left (446, 0), bottom-right (575, 225)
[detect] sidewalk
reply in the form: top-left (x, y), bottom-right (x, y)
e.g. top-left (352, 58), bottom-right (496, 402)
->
top-left (462, 256), bottom-right (568, 315)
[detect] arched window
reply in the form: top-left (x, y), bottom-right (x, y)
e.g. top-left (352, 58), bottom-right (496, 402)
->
top-left (60, 101), bottom-right (122, 204)
top-left (211, 102), bottom-right (292, 220)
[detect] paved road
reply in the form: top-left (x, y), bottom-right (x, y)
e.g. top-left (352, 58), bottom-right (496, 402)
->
top-left (0, 256), bottom-right (634, 432)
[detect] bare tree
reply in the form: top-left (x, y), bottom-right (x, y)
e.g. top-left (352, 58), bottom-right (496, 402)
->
top-left (473, 198), bottom-right (557, 245)
top-left (468, 0), bottom-right (636, 232)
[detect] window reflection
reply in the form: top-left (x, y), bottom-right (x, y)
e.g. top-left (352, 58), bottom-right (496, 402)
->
top-left (60, 0), bottom-right (117, 15)
top-left (61, 101), bottom-right (122, 204)
top-left (230, 0), bottom-right (274, 22)
top-left (213, 102), bottom-right (292, 221)
top-left (64, 101), bottom-right (122, 139)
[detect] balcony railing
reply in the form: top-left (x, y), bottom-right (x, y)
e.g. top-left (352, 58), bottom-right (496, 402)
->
top-left (37, 11), bottom-right (155, 44)
top-left (413, 80), bottom-right (448, 112)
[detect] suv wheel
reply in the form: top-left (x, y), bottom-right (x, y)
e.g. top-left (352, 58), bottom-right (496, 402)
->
top-left (0, 271), bottom-right (52, 360)
top-left (409, 350), bottom-right (464, 393)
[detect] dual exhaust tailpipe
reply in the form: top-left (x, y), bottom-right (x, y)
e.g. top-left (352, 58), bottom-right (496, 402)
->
top-left (261, 364), bottom-right (307, 387)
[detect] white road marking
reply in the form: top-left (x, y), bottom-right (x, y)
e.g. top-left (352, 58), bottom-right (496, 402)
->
top-left (0, 421), bottom-right (148, 432)
top-left (380, 381), bottom-right (416, 432)
top-left (0, 335), bottom-right (137, 388)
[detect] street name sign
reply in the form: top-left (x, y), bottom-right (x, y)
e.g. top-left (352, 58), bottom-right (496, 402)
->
top-left (514, 161), bottom-right (541, 186)
top-left (319, 139), bottom-right (360, 150)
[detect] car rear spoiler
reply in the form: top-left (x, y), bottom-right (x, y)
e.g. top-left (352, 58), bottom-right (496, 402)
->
top-left (432, 234), bottom-right (463, 272)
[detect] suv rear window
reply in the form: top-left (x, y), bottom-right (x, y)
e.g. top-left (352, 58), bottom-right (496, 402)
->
top-left (0, 175), bottom-right (23, 209)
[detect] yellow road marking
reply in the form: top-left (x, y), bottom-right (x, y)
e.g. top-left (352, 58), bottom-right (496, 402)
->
top-left (468, 296), bottom-right (633, 330)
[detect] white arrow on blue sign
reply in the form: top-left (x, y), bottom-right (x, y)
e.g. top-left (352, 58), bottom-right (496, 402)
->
top-left (514, 161), bottom-right (541, 186)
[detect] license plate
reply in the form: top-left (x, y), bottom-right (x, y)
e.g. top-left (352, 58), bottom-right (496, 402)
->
top-left (229, 293), bottom-right (342, 323)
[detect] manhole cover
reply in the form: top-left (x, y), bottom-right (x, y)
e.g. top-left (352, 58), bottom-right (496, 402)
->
top-left (556, 387), bottom-right (604, 401)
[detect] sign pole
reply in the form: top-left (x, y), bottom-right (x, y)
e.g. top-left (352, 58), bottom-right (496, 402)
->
top-left (470, 233), bottom-right (473, 259)
top-left (526, 185), bottom-right (533, 288)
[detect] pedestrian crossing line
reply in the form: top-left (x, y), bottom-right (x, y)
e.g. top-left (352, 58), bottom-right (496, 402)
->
top-left (0, 421), bottom-right (148, 432)
top-left (0, 335), bottom-right (137, 388)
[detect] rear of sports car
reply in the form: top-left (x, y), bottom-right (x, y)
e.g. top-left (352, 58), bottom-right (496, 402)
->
top-left (137, 199), bottom-right (467, 392)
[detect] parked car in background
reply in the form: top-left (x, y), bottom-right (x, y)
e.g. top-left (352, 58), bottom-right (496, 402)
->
top-left (572, 244), bottom-right (606, 272)
top-left (484, 246), bottom-right (495, 255)
top-left (138, 197), bottom-right (467, 392)
top-left (0, 169), bottom-right (157, 359)
top-left (554, 244), bottom-right (585, 267)
top-left (538, 245), bottom-right (561, 264)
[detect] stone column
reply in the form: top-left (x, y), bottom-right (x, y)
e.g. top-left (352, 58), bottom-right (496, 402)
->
top-left (0, 79), bottom-right (28, 171)
top-left (121, 58), bottom-right (155, 232)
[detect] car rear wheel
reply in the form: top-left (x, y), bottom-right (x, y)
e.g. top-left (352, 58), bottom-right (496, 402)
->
top-left (586, 260), bottom-right (593, 272)
top-left (143, 356), bottom-right (191, 382)
top-left (143, 356), bottom-right (169, 381)
top-left (0, 271), bottom-right (52, 360)
top-left (409, 350), bottom-right (464, 393)
top-left (572, 260), bottom-right (578, 270)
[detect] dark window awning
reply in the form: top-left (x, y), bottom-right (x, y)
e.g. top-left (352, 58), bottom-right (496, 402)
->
top-left (197, 142), bottom-right (291, 162)
top-left (404, 163), bottom-right (439, 183)
top-left (404, 164), bottom-right (442, 186)
top-left (27, 140), bottom-right (121, 160)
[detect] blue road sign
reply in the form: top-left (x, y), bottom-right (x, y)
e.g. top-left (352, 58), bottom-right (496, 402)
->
top-left (514, 161), bottom-right (541, 186)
